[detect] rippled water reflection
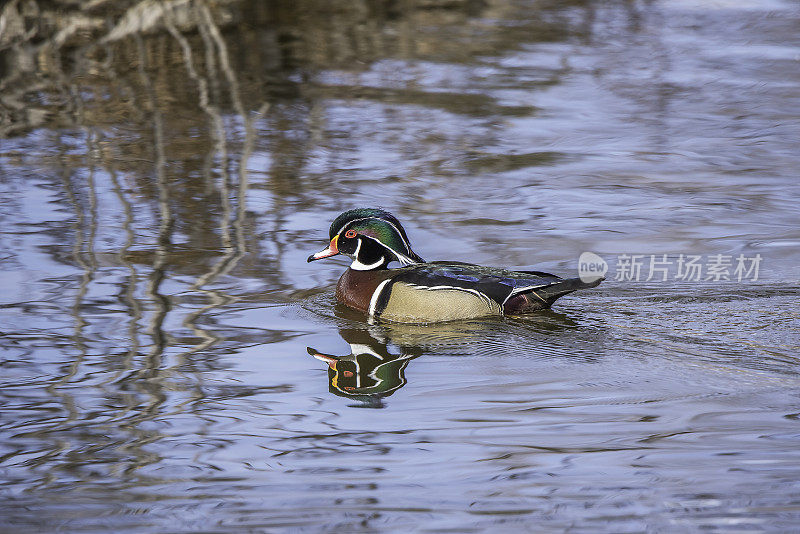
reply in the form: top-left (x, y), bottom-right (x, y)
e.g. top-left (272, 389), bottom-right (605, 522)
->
top-left (2, 0), bottom-right (800, 531)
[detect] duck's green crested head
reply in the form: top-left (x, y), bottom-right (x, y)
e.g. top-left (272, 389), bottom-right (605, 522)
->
top-left (308, 208), bottom-right (425, 270)
top-left (329, 208), bottom-right (402, 239)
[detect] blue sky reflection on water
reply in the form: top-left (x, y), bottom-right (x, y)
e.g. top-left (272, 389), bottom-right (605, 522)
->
top-left (1, 0), bottom-right (800, 531)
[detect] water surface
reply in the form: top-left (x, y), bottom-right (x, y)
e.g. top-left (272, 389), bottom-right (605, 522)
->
top-left (1, 0), bottom-right (800, 531)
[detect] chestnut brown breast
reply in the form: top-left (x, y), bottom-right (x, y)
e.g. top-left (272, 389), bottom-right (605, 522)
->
top-left (335, 268), bottom-right (394, 313)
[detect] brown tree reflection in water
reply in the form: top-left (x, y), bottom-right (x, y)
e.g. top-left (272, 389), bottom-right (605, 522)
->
top-left (2, 0), bottom-right (585, 495)
top-left (2, 1), bottom-right (800, 531)
top-left (0, 0), bottom-right (583, 365)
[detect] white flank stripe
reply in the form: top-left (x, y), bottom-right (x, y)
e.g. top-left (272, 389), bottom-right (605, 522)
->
top-left (368, 279), bottom-right (393, 318)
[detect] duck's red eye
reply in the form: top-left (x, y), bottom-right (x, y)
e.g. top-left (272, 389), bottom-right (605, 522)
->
top-left (344, 229), bottom-right (357, 239)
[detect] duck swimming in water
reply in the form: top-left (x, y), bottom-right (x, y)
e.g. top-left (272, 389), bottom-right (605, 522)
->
top-left (307, 208), bottom-right (602, 323)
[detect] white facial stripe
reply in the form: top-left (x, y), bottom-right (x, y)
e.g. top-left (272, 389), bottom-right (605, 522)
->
top-left (351, 238), bottom-right (386, 270)
top-left (360, 235), bottom-right (418, 266)
top-left (337, 216), bottom-right (415, 257)
top-left (350, 239), bottom-right (381, 270)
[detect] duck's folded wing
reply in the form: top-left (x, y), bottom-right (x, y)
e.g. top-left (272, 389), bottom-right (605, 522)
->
top-left (392, 263), bottom-right (564, 307)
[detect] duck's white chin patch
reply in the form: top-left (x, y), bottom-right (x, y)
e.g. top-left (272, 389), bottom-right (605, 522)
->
top-left (350, 258), bottom-right (384, 271)
top-left (349, 238), bottom-right (385, 270)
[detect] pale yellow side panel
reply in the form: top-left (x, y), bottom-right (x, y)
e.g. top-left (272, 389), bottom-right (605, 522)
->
top-left (379, 283), bottom-right (502, 323)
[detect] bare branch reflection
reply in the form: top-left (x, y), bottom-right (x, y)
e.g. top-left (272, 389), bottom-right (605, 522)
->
top-left (3, 3), bottom-right (770, 528)
top-left (0, 0), bottom-right (596, 486)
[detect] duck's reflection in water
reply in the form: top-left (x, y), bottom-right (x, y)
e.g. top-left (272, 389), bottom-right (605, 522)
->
top-left (308, 328), bottom-right (422, 408)
top-left (309, 311), bottom-right (583, 407)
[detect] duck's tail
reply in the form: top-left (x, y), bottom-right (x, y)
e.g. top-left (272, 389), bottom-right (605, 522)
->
top-left (538, 276), bottom-right (603, 306)
top-left (504, 276), bottom-right (603, 314)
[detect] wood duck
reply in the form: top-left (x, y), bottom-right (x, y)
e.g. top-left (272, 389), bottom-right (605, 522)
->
top-left (307, 208), bottom-right (602, 323)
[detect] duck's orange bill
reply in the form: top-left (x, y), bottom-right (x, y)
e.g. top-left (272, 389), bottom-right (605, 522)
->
top-left (307, 347), bottom-right (338, 370)
top-left (307, 234), bottom-right (339, 262)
